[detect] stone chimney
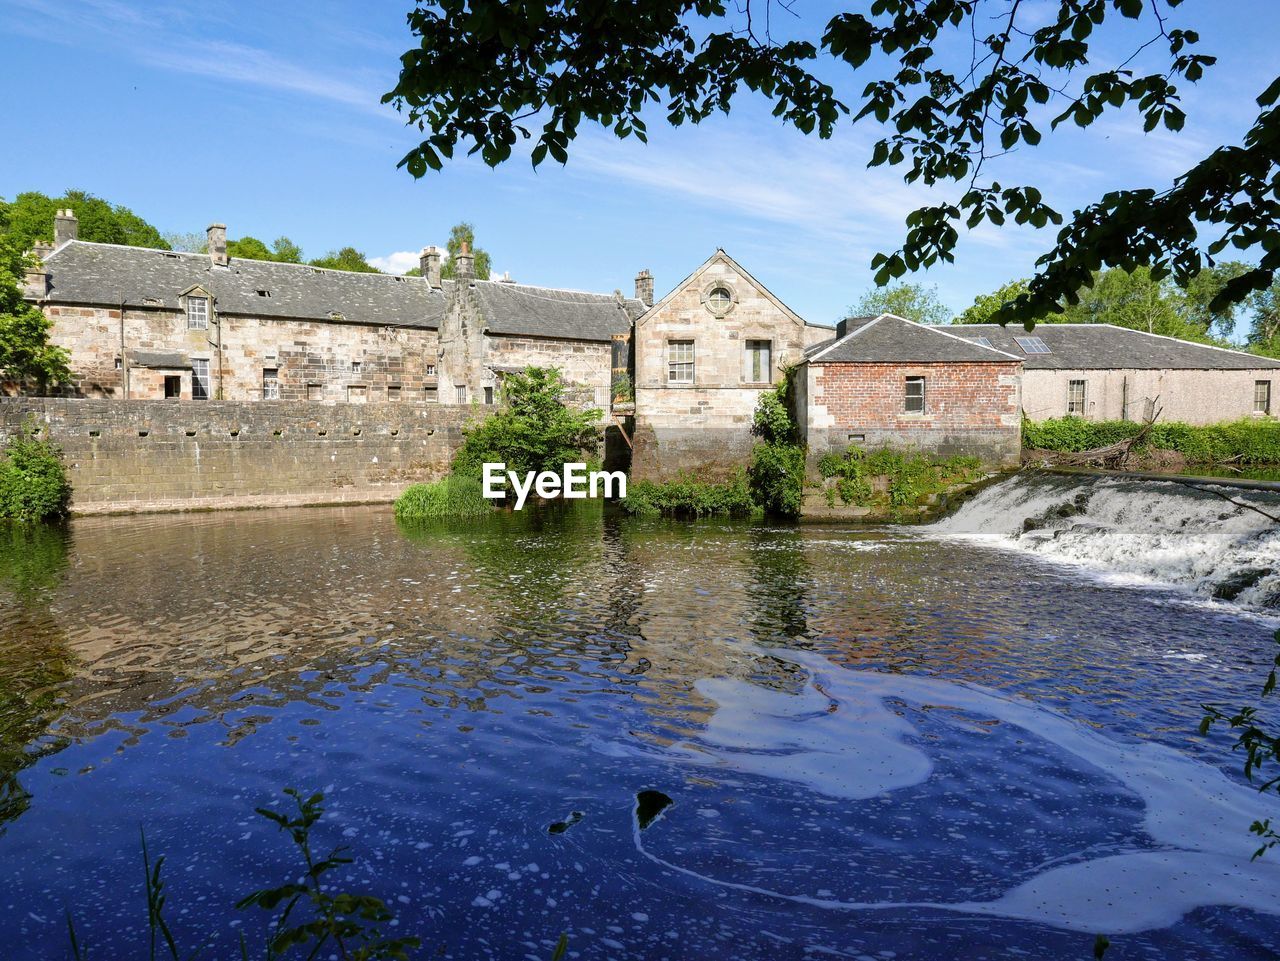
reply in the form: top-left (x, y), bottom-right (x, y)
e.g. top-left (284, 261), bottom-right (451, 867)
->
top-left (23, 255), bottom-right (49, 300)
top-left (454, 241), bottom-right (474, 282)
top-left (54, 209), bottom-right (78, 247)
top-left (207, 223), bottom-right (228, 267)
top-left (420, 246), bottom-right (442, 287)
top-left (635, 268), bottom-right (654, 307)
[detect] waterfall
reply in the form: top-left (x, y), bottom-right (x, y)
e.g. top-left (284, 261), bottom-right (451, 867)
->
top-left (932, 473), bottom-right (1280, 612)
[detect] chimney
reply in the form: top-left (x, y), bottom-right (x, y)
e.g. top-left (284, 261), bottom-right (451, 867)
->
top-left (23, 255), bottom-right (49, 300)
top-left (635, 268), bottom-right (654, 307)
top-left (455, 240), bottom-right (474, 282)
top-left (54, 209), bottom-right (79, 246)
top-left (420, 246), bottom-right (442, 287)
top-left (207, 223), bottom-right (228, 267)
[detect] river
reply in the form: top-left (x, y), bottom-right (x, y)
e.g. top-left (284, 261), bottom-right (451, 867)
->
top-left (0, 474), bottom-right (1278, 959)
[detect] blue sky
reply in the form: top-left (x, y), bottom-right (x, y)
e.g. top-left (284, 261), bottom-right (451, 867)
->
top-left (1, 0), bottom-right (1276, 327)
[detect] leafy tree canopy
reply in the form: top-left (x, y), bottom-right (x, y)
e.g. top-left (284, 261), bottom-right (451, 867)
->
top-left (308, 247), bottom-right (381, 273)
top-left (385, 1), bottom-right (1278, 325)
top-left (227, 235), bottom-right (306, 264)
top-left (850, 282), bottom-right (950, 326)
top-left (955, 279), bottom-right (1033, 326)
top-left (0, 240), bottom-right (70, 391)
top-left (440, 222), bottom-right (492, 281)
top-left (1247, 280), bottom-right (1280, 358)
top-left (0, 190), bottom-right (168, 251)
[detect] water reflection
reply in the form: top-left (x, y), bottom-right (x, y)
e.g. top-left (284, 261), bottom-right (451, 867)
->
top-left (0, 505), bottom-right (1277, 959)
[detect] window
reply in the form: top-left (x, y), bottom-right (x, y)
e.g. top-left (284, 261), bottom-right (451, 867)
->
top-left (387, 385), bottom-right (402, 402)
top-left (484, 386), bottom-right (494, 405)
top-left (307, 383), bottom-right (324, 401)
top-left (186, 296), bottom-right (209, 330)
top-left (262, 368), bottom-right (280, 401)
top-left (424, 386), bottom-right (438, 403)
top-left (348, 385), bottom-right (367, 404)
top-left (905, 376), bottom-right (926, 413)
top-left (425, 364), bottom-right (437, 376)
top-left (114, 356), bottom-right (123, 370)
top-left (456, 384), bottom-right (468, 404)
top-left (708, 286), bottom-right (732, 313)
top-left (668, 340), bottom-right (694, 384)
top-left (163, 375), bottom-right (181, 399)
top-left (1257, 380), bottom-right (1273, 415)
top-left (1067, 379), bottom-right (1087, 415)
top-left (1014, 336), bottom-right (1051, 354)
top-left (351, 360), bottom-right (362, 375)
top-left (971, 336), bottom-right (993, 348)
top-left (191, 359), bottom-right (210, 400)
top-left (744, 340), bottom-right (772, 384)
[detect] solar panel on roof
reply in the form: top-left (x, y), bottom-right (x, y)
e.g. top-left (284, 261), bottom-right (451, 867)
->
top-left (1014, 336), bottom-right (1051, 354)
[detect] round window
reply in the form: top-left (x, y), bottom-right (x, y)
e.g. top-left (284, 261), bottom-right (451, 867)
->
top-left (708, 286), bottom-right (732, 312)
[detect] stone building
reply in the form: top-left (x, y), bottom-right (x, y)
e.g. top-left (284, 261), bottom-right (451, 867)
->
top-left (18, 210), bottom-right (1279, 482)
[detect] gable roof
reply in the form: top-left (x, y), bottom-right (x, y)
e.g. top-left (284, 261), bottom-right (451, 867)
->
top-left (638, 249), bottom-right (808, 329)
top-left (805, 314), bottom-right (1022, 364)
top-left (38, 241), bottom-right (640, 342)
top-left (950, 323), bottom-right (1280, 370)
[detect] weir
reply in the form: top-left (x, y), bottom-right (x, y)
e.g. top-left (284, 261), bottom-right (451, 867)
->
top-left (933, 472), bottom-right (1280, 612)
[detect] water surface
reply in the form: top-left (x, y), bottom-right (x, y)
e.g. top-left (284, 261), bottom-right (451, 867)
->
top-left (1, 498), bottom-right (1278, 960)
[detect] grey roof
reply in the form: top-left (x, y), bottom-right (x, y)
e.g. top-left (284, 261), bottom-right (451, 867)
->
top-left (950, 323), bottom-right (1280, 370)
top-left (127, 350), bottom-right (187, 369)
top-left (806, 314), bottom-right (1021, 364)
top-left (40, 241), bottom-right (639, 342)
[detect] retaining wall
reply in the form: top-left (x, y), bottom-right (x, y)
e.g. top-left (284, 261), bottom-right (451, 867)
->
top-left (0, 399), bottom-right (471, 514)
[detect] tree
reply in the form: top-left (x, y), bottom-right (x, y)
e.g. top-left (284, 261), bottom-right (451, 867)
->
top-left (955, 279), bottom-right (1033, 326)
top-left (0, 240), bottom-right (70, 393)
top-left (849, 282), bottom-right (949, 326)
top-left (308, 247), bottom-right (381, 274)
top-left (0, 190), bottom-right (168, 251)
top-left (270, 236), bottom-right (304, 264)
top-left (226, 236), bottom-right (274, 261)
top-left (440, 222), bottom-right (492, 281)
top-left (1179, 261), bottom-right (1254, 338)
top-left (1247, 281), bottom-right (1280, 358)
top-left (385, 2), bottom-right (1278, 325)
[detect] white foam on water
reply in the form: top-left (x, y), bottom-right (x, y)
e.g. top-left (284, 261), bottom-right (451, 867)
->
top-left (931, 474), bottom-right (1280, 613)
top-left (631, 650), bottom-right (1280, 934)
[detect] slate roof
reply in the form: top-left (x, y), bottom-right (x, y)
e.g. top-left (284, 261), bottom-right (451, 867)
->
top-left (40, 241), bottom-right (640, 343)
top-left (806, 314), bottom-right (1022, 364)
top-left (127, 350), bottom-right (188, 369)
top-left (949, 323), bottom-right (1280, 370)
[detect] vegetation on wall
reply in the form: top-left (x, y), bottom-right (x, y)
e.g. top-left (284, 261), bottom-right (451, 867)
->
top-left (746, 377), bottom-right (805, 518)
top-left (0, 240), bottom-right (71, 392)
top-left (818, 448), bottom-right (984, 517)
top-left (395, 366), bottom-right (601, 518)
top-left (0, 427), bottom-right (72, 522)
top-left (1023, 417), bottom-right (1280, 466)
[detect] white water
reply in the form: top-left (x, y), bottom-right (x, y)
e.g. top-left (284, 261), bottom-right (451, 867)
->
top-left (628, 650), bottom-right (1280, 935)
top-left (932, 473), bottom-right (1280, 612)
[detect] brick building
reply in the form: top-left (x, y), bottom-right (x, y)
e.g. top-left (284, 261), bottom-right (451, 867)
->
top-left (18, 210), bottom-right (1280, 480)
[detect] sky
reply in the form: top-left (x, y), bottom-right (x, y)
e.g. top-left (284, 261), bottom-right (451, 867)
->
top-left (1, 0), bottom-right (1277, 328)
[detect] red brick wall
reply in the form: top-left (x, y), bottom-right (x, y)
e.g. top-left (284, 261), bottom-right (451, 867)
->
top-left (813, 361), bottom-right (1021, 431)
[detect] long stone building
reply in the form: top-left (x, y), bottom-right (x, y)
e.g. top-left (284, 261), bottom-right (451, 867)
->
top-left (17, 210), bottom-right (1280, 483)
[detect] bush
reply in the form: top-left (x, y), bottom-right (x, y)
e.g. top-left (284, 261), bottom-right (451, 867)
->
top-left (0, 429), bottom-right (71, 521)
top-left (1024, 417), bottom-right (1280, 464)
top-left (393, 476), bottom-right (492, 519)
top-left (748, 442), bottom-right (805, 517)
top-left (818, 446), bottom-right (983, 515)
top-left (620, 471), bottom-right (759, 518)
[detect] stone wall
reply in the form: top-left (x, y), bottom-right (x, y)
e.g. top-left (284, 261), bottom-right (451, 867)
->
top-left (0, 398), bottom-right (470, 514)
top-left (39, 305), bottom-right (440, 404)
top-left (1021, 367), bottom-right (1276, 423)
top-left (802, 361), bottom-right (1023, 467)
top-left (485, 334), bottom-right (612, 411)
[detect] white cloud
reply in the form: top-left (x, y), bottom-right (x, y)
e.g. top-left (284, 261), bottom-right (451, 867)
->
top-left (369, 250), bottom-right (421, 274)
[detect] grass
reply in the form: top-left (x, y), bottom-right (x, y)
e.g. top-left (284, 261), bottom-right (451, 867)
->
top-left (393, 476), bottom-right (492, 519)
top-left (620, 471), bottom-right (760, 518)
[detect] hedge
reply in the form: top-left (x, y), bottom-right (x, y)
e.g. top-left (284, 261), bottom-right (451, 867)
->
top-left (1023, 417), bottom-right (1280, 464)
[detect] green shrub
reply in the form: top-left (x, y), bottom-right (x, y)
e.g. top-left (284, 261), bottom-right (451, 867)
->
top-left (748, 442), bottom-right (805, 517)
top-left (394, 476), bottom-right (492, 519)
top-left (620, 471), bottom-right (759, 518)
top-left (0, 429), bottom-right (71, 522)
top-left (818, 446), bottom-right (983, 515)
top-left (1024, 417), bottom-right (1280, 464)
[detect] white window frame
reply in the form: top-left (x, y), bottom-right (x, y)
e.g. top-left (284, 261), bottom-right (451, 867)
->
top-left (904, 375), bottom-right (926, 414)
top-left (191, 358), bottom-right (210, 400)
top-left (1067, 379), bottom-right (1087, 415)
top-left (744, 339), bottom-right (772, 384)
top-left (1257, 380), bottom-right (1273, 415)
top-left (262, 368), bottom-right (280, 401)
top-left (667, 340), bottom-right (694, 384)
top-left (186, 296), bottom-right (209, 330)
